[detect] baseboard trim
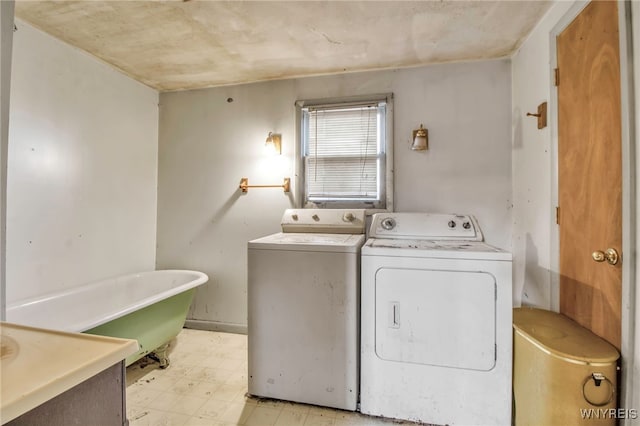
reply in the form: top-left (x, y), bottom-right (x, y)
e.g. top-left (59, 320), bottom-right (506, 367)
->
top-left (184, 319), bottom-right (247, 335)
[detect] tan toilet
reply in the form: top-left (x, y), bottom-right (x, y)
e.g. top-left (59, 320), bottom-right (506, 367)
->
top-left (513, 307), bottom-right (619, 425)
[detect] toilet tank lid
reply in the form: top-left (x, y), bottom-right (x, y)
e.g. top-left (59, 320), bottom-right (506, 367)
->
top-left (513, 307), bottom-right (619, 363)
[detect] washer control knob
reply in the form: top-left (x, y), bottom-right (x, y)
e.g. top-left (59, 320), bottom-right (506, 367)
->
top-left (292, 214), bottom-right (299, 221)
top-left (462, 221), bottom-right (471, 229)
top-left (312, 214), bottom-right (320, 221)
top-left (381, 217), bottom-right (396, 230)
top-left (448, 220), bottom-right (457, 228)
top-left (343, 212), bottom-right (355, 222)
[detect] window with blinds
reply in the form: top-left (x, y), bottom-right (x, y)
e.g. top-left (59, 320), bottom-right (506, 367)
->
top-left (300, 98), bottom-right (389, 209)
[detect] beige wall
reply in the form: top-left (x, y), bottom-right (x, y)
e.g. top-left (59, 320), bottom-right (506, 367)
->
top-left (510, 1), bottom-right (574, 309)
top-left (157, 59), bottom-right (513, 332)
top-left (6, 20), bottom-right (159, 303)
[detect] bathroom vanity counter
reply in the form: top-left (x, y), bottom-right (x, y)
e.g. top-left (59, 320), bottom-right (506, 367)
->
top-left (0, 322), bottom-right (138, 424)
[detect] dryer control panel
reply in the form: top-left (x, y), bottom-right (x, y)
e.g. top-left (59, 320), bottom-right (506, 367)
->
top-left (281, 209), bottom-right (366, 234)
top-left (370, 213), bottom-right (483, 241)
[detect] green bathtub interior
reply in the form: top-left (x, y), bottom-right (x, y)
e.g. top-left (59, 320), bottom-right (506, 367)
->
top-left (84, 289), bottom-right (195, 366)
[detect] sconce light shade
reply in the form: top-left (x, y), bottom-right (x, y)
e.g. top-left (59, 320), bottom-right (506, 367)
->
top-left (265, 132), bottom-right (282, 155)
top-left (411, 124), bottom-right (428, 151)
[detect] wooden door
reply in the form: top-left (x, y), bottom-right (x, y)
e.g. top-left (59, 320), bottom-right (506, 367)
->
top-left (557, 0), bottom-right (622, 349)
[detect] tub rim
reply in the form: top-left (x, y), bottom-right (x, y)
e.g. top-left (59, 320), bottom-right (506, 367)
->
top-left (6, 269), bottom-right (209, 332)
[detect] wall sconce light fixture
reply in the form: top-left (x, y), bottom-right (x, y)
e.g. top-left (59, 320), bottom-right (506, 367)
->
top-left (265, 132), bottom-right (282, 155)
top-left (411, 124), bottom-right (428, 151)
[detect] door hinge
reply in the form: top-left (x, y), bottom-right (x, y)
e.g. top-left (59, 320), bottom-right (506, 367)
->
top-left (555, 206), bottom-right (560, 225)
top-left (554, 68), bottom-right (559, 86)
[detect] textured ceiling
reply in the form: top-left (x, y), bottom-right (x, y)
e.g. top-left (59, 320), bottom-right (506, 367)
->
top-left (15, 1), bottom-right (552, 92)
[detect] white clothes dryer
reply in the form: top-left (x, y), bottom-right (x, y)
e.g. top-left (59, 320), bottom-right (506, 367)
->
top-left (360, 213), bottom-right (512, 425)
top-left (248, 209), bottom-right (366, 411)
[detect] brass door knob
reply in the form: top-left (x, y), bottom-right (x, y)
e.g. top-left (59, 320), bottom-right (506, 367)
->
top-left (592, 248), bottom-right (620, 265)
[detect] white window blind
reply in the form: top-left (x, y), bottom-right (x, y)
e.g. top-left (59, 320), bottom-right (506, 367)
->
top-left (302, 102), bottom-right (385, 205)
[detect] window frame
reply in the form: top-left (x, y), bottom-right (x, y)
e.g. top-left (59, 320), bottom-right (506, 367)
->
top-left (295, 93), bottom-right (394, 212)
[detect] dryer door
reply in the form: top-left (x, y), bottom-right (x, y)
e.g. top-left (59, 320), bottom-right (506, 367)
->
top-left (375, 268), bottom-right (496, 371)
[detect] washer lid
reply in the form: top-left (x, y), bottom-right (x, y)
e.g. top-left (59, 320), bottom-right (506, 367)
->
top-left (249, 232), bottom-right (365, 253)
top-left (362, 238), bottom-right (512, 261)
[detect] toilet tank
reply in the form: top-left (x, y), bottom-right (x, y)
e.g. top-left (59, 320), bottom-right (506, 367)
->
top-left (513, 307), bottom-right (619, 426)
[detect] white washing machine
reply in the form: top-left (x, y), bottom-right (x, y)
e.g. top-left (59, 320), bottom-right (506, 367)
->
top-left (360, 213), bottom-right (512, 425)
top-left (248, 208), bottom-right (366, 411)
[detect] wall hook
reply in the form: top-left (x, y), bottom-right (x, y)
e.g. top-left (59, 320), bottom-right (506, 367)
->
top-left (526, 102), bottom-right (547, 129)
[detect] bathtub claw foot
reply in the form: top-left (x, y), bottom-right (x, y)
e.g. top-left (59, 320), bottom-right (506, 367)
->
top-left (158, 356), bottom-right (170, 369)
top-left (150, 344), bottom-right (170, 369)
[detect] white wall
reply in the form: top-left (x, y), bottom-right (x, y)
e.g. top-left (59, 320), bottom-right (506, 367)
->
top-left (0, 1), bottom-right (14, 320)
top-left (6, 20), bottom-right (159, 303)
top-left (157, 59), bottom-right (512, 331)
top-left (511, 1), bottom-right (575, 308)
